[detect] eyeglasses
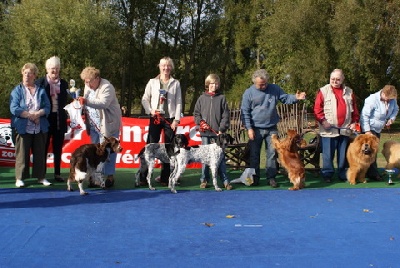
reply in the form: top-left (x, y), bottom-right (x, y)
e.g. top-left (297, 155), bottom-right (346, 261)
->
top-left (330, 77), bottom-right (342, 81)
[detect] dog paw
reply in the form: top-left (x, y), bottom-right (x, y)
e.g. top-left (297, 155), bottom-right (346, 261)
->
top-left (215, 187), bottom-right (222, 192)
top-left (149, 187), bottom-right (156, 191)
top-left (80, 191), bottom-right (89, 195)
top-left (171, 189), bottom-right (177, 194)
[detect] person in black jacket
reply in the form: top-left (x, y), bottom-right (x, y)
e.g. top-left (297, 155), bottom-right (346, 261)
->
top-left (36, 56), bottom-right (69, 183)
top-left (193, 74), bottom-right (232, 190)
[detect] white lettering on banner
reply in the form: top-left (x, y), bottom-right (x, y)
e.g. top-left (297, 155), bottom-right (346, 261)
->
top-left (122, 125), bottom-right (146, 143)
top-left (2, 150), bottom-right (15, 158)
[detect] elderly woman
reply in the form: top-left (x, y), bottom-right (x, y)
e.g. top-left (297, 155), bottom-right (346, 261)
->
top-left (36, 56), bottom-right (69, 183)
top-left (140, 56), bottom-right (182, 186)
top-left (78, 67), bottom-right (122, 188)
top-left (360, 85), bottom-right (399, 181)
top-left (10, 63), bottom-right (51, 187)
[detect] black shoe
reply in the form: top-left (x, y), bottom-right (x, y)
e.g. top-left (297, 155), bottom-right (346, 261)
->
top-left (372, 176), bottom-right (383, 182)
top-left (139, 181), bottom-right (148, 187)
top-left (54, 176), bottom-right (65, 182)
top-left (105, 175), bottom-right (115, 188)
top-left (269, 179), bottom-right (279, 188)
top-left (251, 175), bottom-right (260, 186)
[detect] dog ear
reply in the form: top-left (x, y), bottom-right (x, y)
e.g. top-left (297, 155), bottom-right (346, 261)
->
top-left (96, 142), bottom-right (106, 155)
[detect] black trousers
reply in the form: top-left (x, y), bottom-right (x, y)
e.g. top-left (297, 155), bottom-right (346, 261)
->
top-left (46, 112), bottom-right (65, 177)
top-left (140, 116), bottom-right (175, 183)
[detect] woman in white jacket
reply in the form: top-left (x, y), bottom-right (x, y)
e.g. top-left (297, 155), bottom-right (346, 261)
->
top-left (360, 85), bottom-right (399, 181)
top-left (141, 57), bottom-right (182, 186)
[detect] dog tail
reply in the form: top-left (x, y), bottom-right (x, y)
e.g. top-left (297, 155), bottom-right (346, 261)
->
top-left (134, 147), bottom-right (146, 161)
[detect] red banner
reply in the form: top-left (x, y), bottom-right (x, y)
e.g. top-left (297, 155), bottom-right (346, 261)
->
top-left (0, 117), bottom-right (202, 168)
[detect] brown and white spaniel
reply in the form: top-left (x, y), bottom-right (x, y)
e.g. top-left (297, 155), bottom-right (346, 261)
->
top-left (67, 137), bottom-right (123, 195)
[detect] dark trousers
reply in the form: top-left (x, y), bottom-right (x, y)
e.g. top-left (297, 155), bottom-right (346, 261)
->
top-left (15, 132), bottom-right (47, 180)
top-left (141, 116), bottom-right (175, 183)
top-left (46, 112), bottom-right (65, 177)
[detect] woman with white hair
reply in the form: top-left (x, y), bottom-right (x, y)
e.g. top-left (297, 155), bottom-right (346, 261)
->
top-left (36, 56), bottom-right (70, 183)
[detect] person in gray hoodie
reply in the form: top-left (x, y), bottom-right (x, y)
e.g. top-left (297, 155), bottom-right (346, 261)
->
top-left (194, 74), bottom-right (232, 190)
top-left (241, 69), bottom-right (306, 187)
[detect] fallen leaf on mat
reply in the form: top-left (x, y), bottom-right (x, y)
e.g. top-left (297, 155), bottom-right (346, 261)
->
top-left (390, 236), bottom-right (395, 241)
top-left (226, 215), bottom-right (235, 218)
top-left (202, 222), bottom-right (214, 227)
top-left (363, 209), bottom-right (370, 213)
top-left (327, 199), bottom-right (333, 202)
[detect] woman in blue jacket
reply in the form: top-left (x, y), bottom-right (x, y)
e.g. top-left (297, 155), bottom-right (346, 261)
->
top-left (360, 85), bottom-right (399, 181)
top-left (10, 63), bottom-right (51, 187)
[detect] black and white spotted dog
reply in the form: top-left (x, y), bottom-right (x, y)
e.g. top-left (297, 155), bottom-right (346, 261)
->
top-left (169, 133), bottom-right (233, 193)
top-left (135, 134), bottom-right (189, 190)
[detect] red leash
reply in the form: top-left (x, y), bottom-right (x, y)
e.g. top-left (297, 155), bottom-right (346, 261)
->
top-left (153, 112), bottom-right (171, 125)
top-left (199, 120), bottom-right (218, 135)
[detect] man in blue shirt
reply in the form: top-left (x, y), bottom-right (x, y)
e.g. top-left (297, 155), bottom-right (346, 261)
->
top-left (241, 69), bottom-right (306, 187)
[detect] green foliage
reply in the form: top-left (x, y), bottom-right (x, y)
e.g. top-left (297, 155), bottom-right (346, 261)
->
top-left (0, 0), bottom-right (125, 117)
top-left (0, 0), bottom-right (400, 118)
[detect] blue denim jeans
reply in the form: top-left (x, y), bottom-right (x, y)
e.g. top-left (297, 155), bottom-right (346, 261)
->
top-left (90, 128), bottom-right (119, 176)
top-left (320, 135), bottom-right (349, 180)
top-left (200, 136), bottom-right (229, 183)
top-left (248, 127), bottom-right (278, 182)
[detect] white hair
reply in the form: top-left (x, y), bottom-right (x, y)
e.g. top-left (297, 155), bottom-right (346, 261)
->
top-left (45, 56), bottom-right (61, 69)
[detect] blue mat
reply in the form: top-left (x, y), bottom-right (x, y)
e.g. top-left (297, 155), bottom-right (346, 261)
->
top-left (1, 188), bottom-right (399, 267)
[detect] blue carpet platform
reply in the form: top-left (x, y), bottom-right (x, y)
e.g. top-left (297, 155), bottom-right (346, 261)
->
top-left (1, 187), bottom-right (400, 267)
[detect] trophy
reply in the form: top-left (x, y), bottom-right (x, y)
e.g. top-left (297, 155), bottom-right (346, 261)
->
top-left (385, 169), bottom-right (396, 185)
top-left (69, 79), bottom-right (81, 99)
top-left (158, 89), bottom-right (166, 114)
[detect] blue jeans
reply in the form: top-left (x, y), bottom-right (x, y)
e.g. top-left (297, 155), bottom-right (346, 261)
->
top-left (200, 136), bottom-right (229, 183)
top-left (248, 127), bottom-right (278, 182)
top-left (90, 129), bottom-right (119, 176)
top-left (320, 135), bottom-right (349, 180)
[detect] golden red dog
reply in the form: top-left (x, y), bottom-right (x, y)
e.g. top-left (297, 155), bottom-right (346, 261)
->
top-left (382, 140), bottom-right (400, 170)
top-left (271, 129), bottom-right (305, 190)
top-left (346, 134), bottom-right (379, 185)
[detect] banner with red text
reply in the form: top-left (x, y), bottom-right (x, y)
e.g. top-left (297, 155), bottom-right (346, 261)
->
top-left (0, 117), bottom-right (202, 168)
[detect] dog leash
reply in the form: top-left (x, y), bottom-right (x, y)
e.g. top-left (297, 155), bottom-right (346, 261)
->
top-left (199, 120), bottom-right (218, 135)
top-left (330, 124), bottom-right (361, 136)
top-left (153, 112), bottom-right (172, 125)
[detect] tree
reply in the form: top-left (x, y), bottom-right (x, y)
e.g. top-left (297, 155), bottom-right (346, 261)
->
top-left (0, 0), bottom-right (124, 117)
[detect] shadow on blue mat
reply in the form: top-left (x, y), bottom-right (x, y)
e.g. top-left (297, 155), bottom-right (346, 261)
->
top-left (1, 188), bottom-right (400, 267)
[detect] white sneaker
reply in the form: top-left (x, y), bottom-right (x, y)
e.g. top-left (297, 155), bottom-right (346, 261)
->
top-left (15, 180), bottom-right (25, 187)
top-left (38, 179), bottom-right (52, 186)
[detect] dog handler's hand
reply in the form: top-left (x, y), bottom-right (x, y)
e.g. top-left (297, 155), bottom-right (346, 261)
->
top-left (322, 120), bottom-right (331, 130)
top-left (171, 120), bottom-right (179, 131)
top-left (248, 129), bottom-right (255, 140)
top-left (78, 97), bottom-right (85, 106)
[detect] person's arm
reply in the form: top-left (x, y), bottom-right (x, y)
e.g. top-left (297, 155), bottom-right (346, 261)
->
top-left (141, 80), bottom-right (154, 115)
top-left (219, 96), bottom-right (230, 133)
top-left (314, 90), bottom-right (331, 130)
top-left (360, 97), bottom-right (373, 133)
top-left (193, 96), bottom-right (203, 125)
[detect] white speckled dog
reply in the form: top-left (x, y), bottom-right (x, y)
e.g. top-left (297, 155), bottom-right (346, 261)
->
top-left (169, 133), bottom-right (232, 193)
